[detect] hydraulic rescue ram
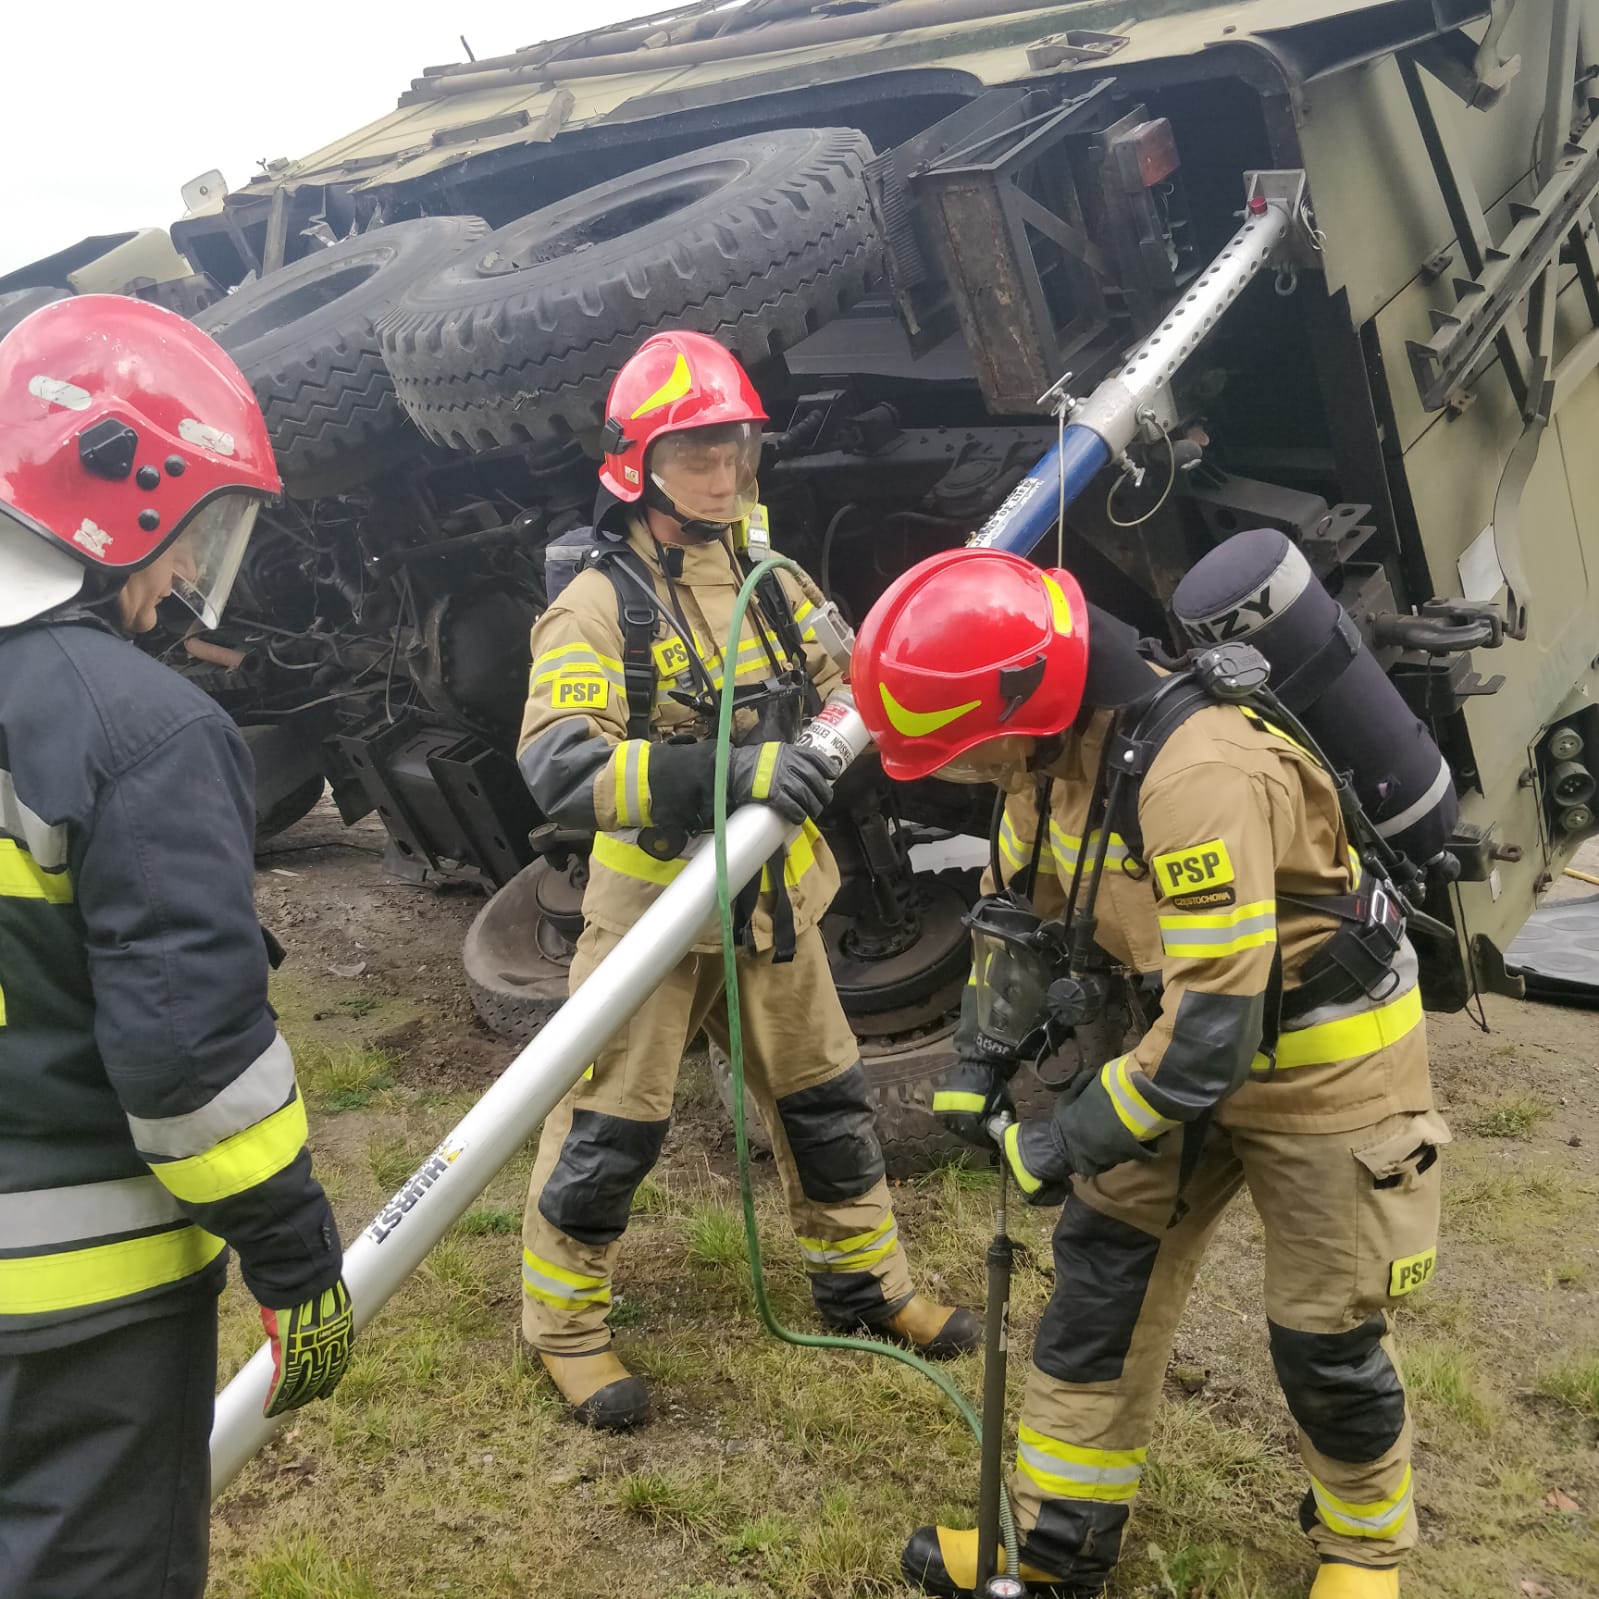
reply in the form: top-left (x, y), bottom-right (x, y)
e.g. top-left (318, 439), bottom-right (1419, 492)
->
top-left (210, 693), bottom-right (872, 1495)
top-left (970, 173), bottom-right (1304, 558)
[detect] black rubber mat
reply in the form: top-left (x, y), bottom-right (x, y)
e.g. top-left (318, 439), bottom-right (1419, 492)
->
top-left (1505, 892), bottom-right (1599, 1007)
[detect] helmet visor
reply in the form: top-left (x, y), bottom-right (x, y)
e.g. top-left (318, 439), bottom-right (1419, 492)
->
top-left (649, 422), bottom-right (761, 526)
top-left (168, 494), bottom-right (260, 629)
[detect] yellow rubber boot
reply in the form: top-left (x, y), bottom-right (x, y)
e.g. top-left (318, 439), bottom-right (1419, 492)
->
top-left (1308, 1562), bottom-right (1399, 1599)
top-left (901, 1526), bottom-right (1078, 1595)
top-left (537, 1347), bottom-right (650, 1431)
top-left (873, 1294), bottom-right (983, 1360)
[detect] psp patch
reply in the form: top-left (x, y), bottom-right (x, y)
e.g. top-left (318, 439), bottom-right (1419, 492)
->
top-left (1389, 1247), bottom-right (1437, 1297)
top-left (1152, 838), bottom-right (1236, 898)
top-left (652, 634), bottom-right (693, 677)
top-left (552, 675), bottom-right (609, 710)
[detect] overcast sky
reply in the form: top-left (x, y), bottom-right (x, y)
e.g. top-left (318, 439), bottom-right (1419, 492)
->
top-left (0, 2), bottom-right (664, 274)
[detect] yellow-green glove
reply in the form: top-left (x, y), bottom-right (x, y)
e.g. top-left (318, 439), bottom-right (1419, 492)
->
top-left (260, 1278), bottom-right (354, 1418)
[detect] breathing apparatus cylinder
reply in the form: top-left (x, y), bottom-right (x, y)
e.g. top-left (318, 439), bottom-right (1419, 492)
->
top-left (1171, 528), bottom-right (1457, 869)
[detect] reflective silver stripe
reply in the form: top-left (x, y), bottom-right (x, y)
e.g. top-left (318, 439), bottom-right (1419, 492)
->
top-left (626, 743), bottom-right (647, 829)
top-left (124, 1032), bottom-right (297, 1159)
top-left (1017, 1440), bottom-right (1143, 1489)
top-left (520, 1260), bottom-right (608, 1305)
top-left (0, 1175), bottom-right (184, 1249)
top-left (1373, 756), bottom-right (1453, 841)
top-left (1159, 911), bottom-right (1277, 947)
top-left (1311, 1473), bottom-right (1412, 1534)
top-left (0, 767), bottom-right (66, 870)
top-left (798, 1222), bottom-right (898, 1266)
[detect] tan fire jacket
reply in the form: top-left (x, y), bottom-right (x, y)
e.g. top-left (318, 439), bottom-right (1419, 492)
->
top-left (993, 700), bottom-right (1431, 1144)
top-left (517, 512), bottom-right (842, 953)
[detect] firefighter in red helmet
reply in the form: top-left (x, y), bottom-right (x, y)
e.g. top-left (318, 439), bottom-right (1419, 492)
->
top-left (514, 331), bottom-right (979, 1429)
top-left (852, 549), bottom-right (1442, 1599)
top-left (0, 297), bottom-right (352, 1599)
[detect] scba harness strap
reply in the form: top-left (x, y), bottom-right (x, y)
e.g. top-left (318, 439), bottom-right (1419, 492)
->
top-left (1095, 647), bottom-right (1407, 1023)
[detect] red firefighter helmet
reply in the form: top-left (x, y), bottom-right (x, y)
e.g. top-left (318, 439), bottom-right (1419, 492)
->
top-left (0, 294), bottom-right (280, 628)
top-left (852, 549), bottom-right (1092, 782)
top-left (598, 331), bottom-right (767, 526)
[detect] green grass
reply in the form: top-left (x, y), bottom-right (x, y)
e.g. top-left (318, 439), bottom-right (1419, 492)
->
top-left (613, 1467), bottom-right (731, 1538)
top-left (683, 1202), bottom-right (749, 1274)
top-left (1464, 1093), bottom-right (1553, 1139)
top-left (366, 1132), bottom-right (420, 1191)
top-left (1537, 1355), bottom-right (1599, 1419)
top-left (1403, 1342), bottom-right (1497, 1433)
top-left (228, 1532), bottom-right (381, 1599)
top-left (297, 1044), bottom-right (394, 1111)
top-left (455, 1206), bottom-right (521, 1236)
top-left (1145, 1541), bottom-right (1268, 1599)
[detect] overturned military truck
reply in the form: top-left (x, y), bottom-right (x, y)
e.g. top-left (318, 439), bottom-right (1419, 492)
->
top-left (7, 0), bottom-right (1596, 1165)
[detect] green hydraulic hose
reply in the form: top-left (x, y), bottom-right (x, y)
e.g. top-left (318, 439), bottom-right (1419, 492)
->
top-left (712, 556), bottom-right (1019, 1582)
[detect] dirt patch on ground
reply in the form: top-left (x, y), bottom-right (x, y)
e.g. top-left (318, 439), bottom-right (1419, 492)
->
top-left (211, 809), bottom-right (1599, 1599)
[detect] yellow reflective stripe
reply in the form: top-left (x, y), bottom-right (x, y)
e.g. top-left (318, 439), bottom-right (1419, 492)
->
top-left (1048, 823), bottom-right (1128, 871)
top-left (0, 839), bottom-right (72, 904)
top-left (1003, 1122), bottom-right (1042, 1195)
top-left (1158, 899), bottom-right (1276, 932)
top-left (1274, 984), bottom-right (1423, 1070)
top-left (148, 1091), bottom-right (308, 1205)
top-left (530, 663), bottom-right (625, 692)
top-left (531, 641), bottom-right (624, 676)
top-left (595, 819), bottom-right (817, 892)
top-left (610, 742), bottom-right (651, 830)
top-left (1157, 927), bottom-right (1276, 959)
top-left (611, 744), bottom-right (635, 828)
top-left (752, 744), bottom-right (780, 801)
top-left (591, 832), bottom-right (690, 887)
top-left (759, 823), bottom-right (820, 894)
top-left (1348, 847), bottom-right (1363, 889)
top-left (999, 814), bottom-right (1055, 876)
top-left (1015, 1423), bottom-right (1146, 1503)
top-left (1310, 1466), bottom-right (1413, 1538)
top-left (933, 1091), bottom-right (987, 1113)
top-left (521, 1248), bottom-right (610, 1308)
top-left (706, 651), bottom-right (781, 692)
top-left (1158, 899), bottom-right (1277, 959)
top-left (797, 1215), bottom-right (899, 1270)
top-left (0, 1225), bottom-right (225, 1315)
top-left (1101, 1056), bottom-right (1176, 1141)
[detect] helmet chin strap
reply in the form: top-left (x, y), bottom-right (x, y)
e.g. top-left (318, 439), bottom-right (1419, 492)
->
top-left (643, 478), bottom-right (731, 544)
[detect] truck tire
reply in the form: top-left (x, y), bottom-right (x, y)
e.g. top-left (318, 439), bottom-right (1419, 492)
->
top-left (708, 1028), bottom-right (1094, 1179)
top-left (377, 128), bottom-right (880, 452)
top-left (462, 858), bottom-right (582, 1044)
top-left (0, 287), bottom-right (68, 339)
top-left (194, 217), bottom-right (487, 497)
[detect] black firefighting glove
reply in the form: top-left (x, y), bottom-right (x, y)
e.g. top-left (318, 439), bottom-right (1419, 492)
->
top-left (1001, 1117), bottom-right (1075, 1206)
top-left (648, 740), bottom-right (834, 829)
top-left (260, 1277), bottom-right (355, 1418)
top-left (728, 741), bottom-right (835, 824)
top-left (1003, 1067), bottom-right (1160, 1202)
top-left (933, 1057), bottom-right (1017, 1149)
top-left (1000, 1068), bottom-right (1094, 1205)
